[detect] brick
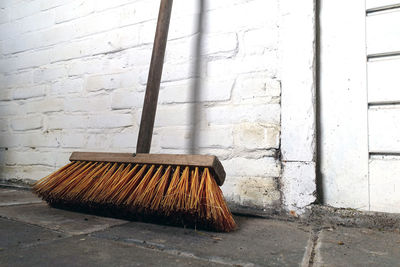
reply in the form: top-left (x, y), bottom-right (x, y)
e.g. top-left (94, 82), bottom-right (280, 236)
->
top-left (3, 71), bottom-right (33, 88)
top-left (233, 73), bottom-right (281, 102)
top-left (204, 32), bottom-right (238, 56)
top-left (50, 78), bottom-right (84, 95)
top-left (13, 48), bottom-right (52, 70)
top-left (86, 72), bottom-right (138, 92)
top-left (21, 132), bottom-right (60, 148)
top-left (60, 133), bottom-right (86, 148)
top-left (125, 46), bottom-right (156, 68)
top-left (94, 0), bottom-right (134, 12)
top-left (0, 9), bottom-right (9, 24)
top-left (40, 0), bottom-right (66, 11)
top-left (140, 61), bottom-right (194, 84)
top-left (140, 16), bottom-right (197, 44)
top-left (197, 126), bottom-right (234, 148)
top-left (235, 53), bottom-right (279, 75)
top-left (234, 123), bottom-right (280, 150)
top-left (47, 114), bottom-right (88, 130)
top-left (0, 165), bottom-right (56, 181)
top-left (164, 32), bottom-right (237, 63)
top-left (13, 85), bottom-right (46, 100)
top-left (0, 119), bottom-right (8, 131)
top-left (242, 27), bottom-right (278, 55)
top-left (11, 115), bottom-right (42, 131)
top-left (87, 113), bottom-right (133, 129)
top-left (72, 7), bottom-right (122, 38)
top-left (111, 89), bottom-right (144, 110)
top-left (0, 134), bottom-right (20, 148)
top-left (0, 103), bottom-right (19, 116)
top-left (206, 59), bottom-right (236, 78)
top-left (207, 53), bottom-right (278, 78)
top-left (154, 104), bottom-right (192, 127)
top-left (207, 0), bottom-right (278, 34)
top-left (167, 16), bottom-right (198, 40)
top-left (222, 176), bottom-right (281, 207)
top-left (119, 1), bottom-right (159, 27)
top-left (9, 1), bottom-right (41, 20)
top-left (5, 133), bottom-right (60, 148)
top-left (64, 95), bottom-right (111, 112)
top-left (22, 98), bottom-right (64, 114)
top-left (14, 9), bottom-right (55, 34)
top-left (222, 157), bottom-right (281, 177)
top-left (158, 127), bottom-right (190, 150)
top-left (67, 57), bottom-right (104, 77)
top-left (158, 80), bottom-right (192, 104)
top-left (201, 78), bottom-right (233, 102)
top-left (50, 39), bottom-right (90, 63)
top-left (0, 89), bottom-right (12, 101)
top-left (50, 24), bottom-right (141, 63)
top-left (42, 23), bottom-right (76, 47)
top-left (111, 132), bottom-right (138, 149)
top-left (54, 0), bottom-right (94, 23)
top-left (4, 151), bottom-right (58, 166)
top-left (2, 31), bottom-right (42, 54)
top-left (86, 133), bottom-right (112, 150)
top-left (33, 65), bottom-right (68, 83)
top-left (205, 104), bottom-right (281, 126)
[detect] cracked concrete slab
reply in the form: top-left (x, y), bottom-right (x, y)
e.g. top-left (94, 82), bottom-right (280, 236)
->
top-left (314, 226), bottom-right (400, 266)
top-left (92, 216), bottom-right (311, 266)
top-left (0, 189), bottom-right (42, 206)
top-left (0, 203), bottom-right (128, 235)
top-left (0, 233), bottom-right (226, 267)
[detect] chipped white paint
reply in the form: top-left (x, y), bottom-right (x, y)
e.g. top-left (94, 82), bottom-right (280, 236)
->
top-left (281, 162), bottom-right (316, 213)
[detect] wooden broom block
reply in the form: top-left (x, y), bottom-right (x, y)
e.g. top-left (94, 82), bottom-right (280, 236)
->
top-left (69, 152), bottom-right (226, 186)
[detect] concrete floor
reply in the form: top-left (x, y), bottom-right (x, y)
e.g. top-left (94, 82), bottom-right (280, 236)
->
top-left (0, 187), bottom-right (399, 267)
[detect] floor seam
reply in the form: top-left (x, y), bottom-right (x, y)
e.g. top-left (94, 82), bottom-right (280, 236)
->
top-left (90, 234), bottom-right (256, 267)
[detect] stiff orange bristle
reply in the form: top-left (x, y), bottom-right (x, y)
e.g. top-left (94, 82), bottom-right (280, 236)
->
top-left (33, 161), bottom-right (236, 232)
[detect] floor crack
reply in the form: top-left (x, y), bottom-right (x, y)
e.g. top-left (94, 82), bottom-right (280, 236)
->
top-left (302, 227), bottom-right (321, 267)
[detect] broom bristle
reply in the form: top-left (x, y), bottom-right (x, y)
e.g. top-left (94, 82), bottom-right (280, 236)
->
top-left (33, 161), bottom-right (236, 232)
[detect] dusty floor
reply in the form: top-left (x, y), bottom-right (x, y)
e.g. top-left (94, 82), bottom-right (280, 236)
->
top-left (0, 187), bottom-right (399, 267)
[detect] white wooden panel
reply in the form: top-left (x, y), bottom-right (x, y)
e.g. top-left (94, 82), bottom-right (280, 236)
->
top-left (368, 57), bottom-right (400, 103)
top-left (367, 10), bottom-right (400, 55)
top-left (370, 159), bottom-right (400, 213)
top-left (320, 0), bottom-right (369, 209)
top-left (367, 0), bottom-right (400, 9)
top-left (369, 108), bottom-right (400, 152)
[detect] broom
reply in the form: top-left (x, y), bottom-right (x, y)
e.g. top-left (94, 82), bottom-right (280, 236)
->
top-left (33, 0), bottom-right (236, 232)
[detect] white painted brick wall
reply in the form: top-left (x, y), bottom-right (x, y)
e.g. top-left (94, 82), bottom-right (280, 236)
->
top-left (0, 0), bottom-right (287, 211)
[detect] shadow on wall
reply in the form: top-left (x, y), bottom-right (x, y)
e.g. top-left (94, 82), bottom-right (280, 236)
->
top-left (189, 0), bottom-right (206, 154)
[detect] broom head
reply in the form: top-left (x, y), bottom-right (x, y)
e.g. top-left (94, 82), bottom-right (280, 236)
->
top-left (33, 152), bottom-right (236, 232)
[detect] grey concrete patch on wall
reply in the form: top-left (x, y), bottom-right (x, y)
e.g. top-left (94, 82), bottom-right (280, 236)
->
top-left (305, 205), bottom-right (400, 230)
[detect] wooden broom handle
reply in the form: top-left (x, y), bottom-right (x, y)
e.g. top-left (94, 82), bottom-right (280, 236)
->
top-left (136, 0), bottom-right (173, 154)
